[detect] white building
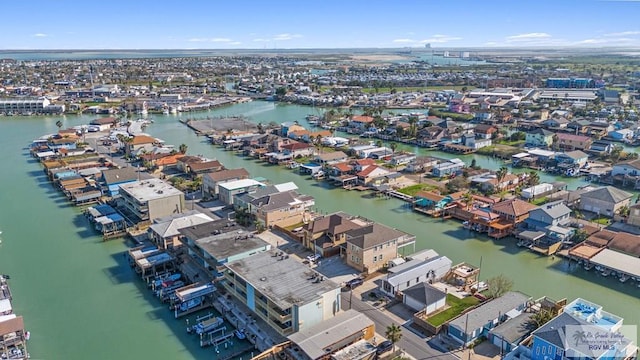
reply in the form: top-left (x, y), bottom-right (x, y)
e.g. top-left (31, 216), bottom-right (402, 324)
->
top-left (118, 178), bottom-right (185, 222)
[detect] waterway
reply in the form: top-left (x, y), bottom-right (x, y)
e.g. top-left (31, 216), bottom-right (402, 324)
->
top-left (0, 101), bottom-right (638, 359)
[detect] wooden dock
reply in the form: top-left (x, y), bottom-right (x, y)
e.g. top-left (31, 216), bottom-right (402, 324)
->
top-left (383, 190), bottom-right (415, 203)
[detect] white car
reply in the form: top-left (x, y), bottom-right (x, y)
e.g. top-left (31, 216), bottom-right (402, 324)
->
top-left (306, 254), bottom-right (322, 262)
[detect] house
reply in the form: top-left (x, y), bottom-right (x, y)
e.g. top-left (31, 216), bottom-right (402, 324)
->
top-left (287, 310), bottom-right (375, 360)
top-left (348, 115), bottom-right (374, 130)
top-left (626, 203), bottom-right (640, 227)
top-left (567, 119), bottom-right (591, 135)
top-left (414, 191), bottom-right (453, 211)
top-left (588, 139), bottom-right (614, 156)
top-left (417, 126), bottom-right (446, 148)
top-left (314, 151), bottom-right (349, 166)
top-left (281, 142), bottom-right (314, 158)
top-left (447, 292), bottom-right (530, 347)
top-left (464, 135), bottom-right (492, 150)
top-left (525, 298), bottom-right (635, 360)
top-left (98, 167), bottom-right (139, 197)
top-left (403, 282), bottom-right (447, 314)
top-left (473, 124), bottom-right (498, 140)
top-left (611, 159), bottom-right (640, 177)
top-left (380, 255), bottom-right (452, 296)
top-left (248, 190), bottom-right (315, 228)
top-left (489, 199), bottom-right (538, 238)
top-left (125, 135), bottom-right (158, 157)
top-left (555, 150), bottom-right (589, 168)
top-left (579, 186), bottom-right (633, 217)
top-left (147, 210), bottom-right (213, 249)
top-left (525, 201), bottom-right (572, 231)
top-left (222, 250), bottom-right (342, 336)
top-left (554, 133), bottom-right (592, 151)
top-left (542, 117), bottom-right (570, 129)
top-left (345, 223), bottom-right (415, 274)
top-left (303, 212), bottom-right (363, 257)
top-left (356, 165), bottom-right (391, 186)
top-left (608, 128), bottom-right (634, 141)
top-left (432, 159), bottom-right (465, 177)
top-left (218, 179), bottom-right (264, 205)
top-left (280, 122), bottom-right (306, 137)
top-left (202, 168), bottom-right (250, 199)
top-left (90, 117), bottom-right (117, 131)
top-left (405, 156), bottom-right (439, 173)
top-left (488, 313), bottom-right (534, 354)
top-left (118, 178), bottom-right (185, 223)
top-left (608, 231), bottom-right (640, 257)
top-left (47, 136), bottom-right (78, 151)
top-left (525, 128), bottom-right (554, 148)
top-left (176, 156), bottom-right (223, 176)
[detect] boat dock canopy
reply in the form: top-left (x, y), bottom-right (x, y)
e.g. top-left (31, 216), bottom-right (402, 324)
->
top-left (176, 283), bottom-right (216, 302)
top-left (129, 245), bottom-right (159, 260)
top-left (136, 252), bottom-right (174, 269)
top-left (590, 249), bottom-right (640, 278)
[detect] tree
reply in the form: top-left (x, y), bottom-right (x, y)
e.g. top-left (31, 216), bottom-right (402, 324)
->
top-left (527, 171), bottom-right (540, 187)
top-left (618, 205), bottom-right (630, 217)
top-left (178, 143), bottom-right (188, 154)
top-left (462, 192), bottom-right (474, 210)
top-left (486, 274), bottom-right (514, 298)
top-left (573, 229), bottom-right (588, 243)
top-left (446, 177), bottom-right (469, 193)
top-left (385, 323), bottom-right (403, 354)
top-left (495, 166), bottom-right (509, 191)
top-left (275, 87), bottom-right (287, 97)
top-left (375, 140), bottom-right (383, 148)
top-left (526, 309), bottom-right (556, 331)
top-left (55, 120), bottom-right (63, 130)
top-left (390, 142), bottom-right (398, 154)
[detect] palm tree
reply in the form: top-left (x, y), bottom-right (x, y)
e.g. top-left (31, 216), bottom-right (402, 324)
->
top-left (385, 323), bottom-right (403, 354)
top-left (389, 142), bottom-right (398, 154)
top-left (526, 309), bottom-right (556, 331)
top-left (178, 143), bottom-right (188, 154)
top-left (462, 192), bottom-right (474, 210)
top-left (495, 166), bottom-right (509, 191)
top-left (527, 171), bottom-right (540, 187)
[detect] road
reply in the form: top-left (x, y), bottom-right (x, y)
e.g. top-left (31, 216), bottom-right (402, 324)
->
top-left (342, 291), bottom-right (457, 360)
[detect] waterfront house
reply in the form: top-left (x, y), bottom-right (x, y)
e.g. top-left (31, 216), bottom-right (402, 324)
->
top-left (125, 135), bottom-right (158, 157)
top-left (177, 156), bottom-right (223, 178)
top-left (118, 178), bottom-right (185, 223)
top-left (489, 199), bottom-right (538, 238)
top-left (554, 133), bottom-right (592, 151)
top-left (405, 156), bottom-right (439, 173)
top-left (567, 119), bottom-right (591, 135)
top-left (202, 168), bottom-right (249, 200)
top-left (287, 309), bottom-right (375, 360)
top-left (280, 122), bottom-right (305, 137)
top-left (525, 201), bottom-right (571, 230)
top-left (432, 159), bottom-right (465, 177)
top-left (463, 135), bottom-right (492, 150)
top-left (314, 151), bottom-right (349, 166)
top-left (281, 142), bottom-right (314, 158)
top-left (608, 128), bottom-right (634, 141)
top-left (447, 292), bottom-right (530, 347)
top-left (98, 167), bottom-right (139, 197)
top-left (345, 223), bottom-right (415, 274)
top-left (588, 139), bottom-right (614, 156)
top-left (218, 179), bottom-right (264, 205)
top-left (525, 128), bottom-right (554, 148)
top-left (147, 210), bottom-right (213, 249)
top-left (578, 186), bottom-right (633, 217)
top-left (89, 116), bottom-right (117, 131)
top-left (473, 124), bottom-right (498, 140)
top-left (356, 165), bottom-right (391, 186)
top-left (287, 129), bottom-right (311, 142)
top-left (523, 298), bottom-right (636, 360)
top-left (611, 159), bottom-right (640, 177)
top-left (414, 191), bottom-right (453, 214)
top-left (389, 153), bottom-right (417, 167)
top-left (348, 115), bottom-right (374, 131)
top-left (555, 150), bottom-right (588, 167)
top-left (542, 117), bottom-right (570, 129)
top-left (380, 255), bottom-right (452, 296)
top-left (586, 121), bottom-right (613, 138)
top-left (403, 282), bottom-right (447, 314)
top-left (246, 190), bottom-right (314, 229)
top-left (607, 231), bottom-right (640, 257)
top-left (47, 136), bottom-right (78, 151)
top-left (416, 126), bottom-right (446, 148)
top-left (223, 250), bottom-right (342, 336)
top-left (303, 212), bottom-right (363, 257)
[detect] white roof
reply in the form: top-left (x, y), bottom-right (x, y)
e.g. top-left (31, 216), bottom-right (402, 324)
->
top-left (528, 149), bottom-right (556, 157)
top-left (119, 178), bottom-right (183, 202)
top-left (512, 152), bottom-right (530, 159)
top-left (219, 178), bottom-right (264, 190)
top-left (0, 299), bottom-right (12, 314)
top-left (590, 249), bottom-right (640, 278)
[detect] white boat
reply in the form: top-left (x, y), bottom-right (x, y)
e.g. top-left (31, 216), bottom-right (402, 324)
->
top-left (619, 274), bottom-right (629, 283)
top-left (234, 329), bottom-right (246, 340)
top-left (601, 269), bottom-right (611, 277)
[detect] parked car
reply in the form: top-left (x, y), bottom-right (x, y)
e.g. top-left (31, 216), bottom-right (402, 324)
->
top-left (306, 254), bottom-right (321, 262)
top-left (376, 340), bottom-right (393, 355)
top-left (345, 277), bottom-right (364, 288)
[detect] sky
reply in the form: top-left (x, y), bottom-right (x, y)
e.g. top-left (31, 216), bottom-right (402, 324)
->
top-left (2, 0), bottom-right (640, 50)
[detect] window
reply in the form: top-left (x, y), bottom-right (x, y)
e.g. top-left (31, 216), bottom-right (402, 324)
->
top-left (406, 281), bottom-right (410, 287)
top-left (416, 277), bottom-right (420, 283)
top-left (373, 256), bottom-right (377, 262)
top-left (379, 254), bottom-right (383, 260)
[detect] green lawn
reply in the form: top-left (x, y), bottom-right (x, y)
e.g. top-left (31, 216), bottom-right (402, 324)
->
top-left (531, 197), bottom-right (549, 206)
top-left (398, 184), bottom-right (439, 197)
top-left (592, 217), bottom-right (611, 226)
top-left (427, 294), bottom-right (481, 327)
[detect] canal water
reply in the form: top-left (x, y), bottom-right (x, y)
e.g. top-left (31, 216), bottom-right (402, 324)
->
top-left (0, 101), bottom-right (638, 359)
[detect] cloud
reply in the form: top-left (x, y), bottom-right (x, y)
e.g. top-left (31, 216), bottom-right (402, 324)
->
top-left (33, 33), bottom-right (49, 37)
top-left (273, 33), bottom-right (303, 41)
top-left (420, 34), bottom-right (462, 43)
top-left (574, 37), bottom-right (635, 45)
top-left (604, 31), bottom-right (640, 36)
top-left (229, 41), bottom-right (242, 45)
top-left (506, 32), bottom-right (551, 42)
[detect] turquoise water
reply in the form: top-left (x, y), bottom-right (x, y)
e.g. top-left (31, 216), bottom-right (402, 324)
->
top-left (0, 102), bottom-right (638, 359)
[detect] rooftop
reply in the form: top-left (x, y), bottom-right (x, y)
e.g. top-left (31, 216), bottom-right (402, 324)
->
top-left (149, 210), bottom-right (213, 238)
top-left (119, 178), bottom-right (183, 202)
top-left (226, 250), bottom-right (340, 309)
top-left (449, 292), bottom-right (530, 333)
top-left (218, 178), bottom-right (264, 191)
top-left (195, 230), bottom-right (270, 261)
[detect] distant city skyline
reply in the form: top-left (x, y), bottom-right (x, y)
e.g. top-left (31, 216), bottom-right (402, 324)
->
top-left (3, 0), bottom-right (640, 50)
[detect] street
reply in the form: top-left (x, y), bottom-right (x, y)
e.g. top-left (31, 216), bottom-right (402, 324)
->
top-left (342, 291), bottom-right (457, 360)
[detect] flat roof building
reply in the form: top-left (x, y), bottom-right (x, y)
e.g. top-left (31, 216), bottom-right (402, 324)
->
top-left (119, 178), bottom-right (184, 223)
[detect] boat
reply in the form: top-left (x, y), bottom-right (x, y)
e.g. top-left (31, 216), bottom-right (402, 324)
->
top-left (234, 329), bottom-right (246, 340)
top-left (601, 269), bottom-right (611, 277)
top-left (192, 316), bottom-right (225, 335)
top-left (619, 274), bottom-right (629, 283)
top-left (584, 263), bottom-right (594, 271)
top-left (151, 273), bottom-right (181, 289)
top-left (179, 296), bottom-right (204, 312)
top-left (312, 170), bottom-right (325, 180)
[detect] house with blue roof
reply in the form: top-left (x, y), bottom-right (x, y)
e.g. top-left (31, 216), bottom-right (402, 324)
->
top-left (98, 167), bottom-right (139, 197)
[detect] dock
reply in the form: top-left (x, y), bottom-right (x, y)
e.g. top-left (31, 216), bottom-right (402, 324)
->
top-left (383, 190), bottom-right (415, 203)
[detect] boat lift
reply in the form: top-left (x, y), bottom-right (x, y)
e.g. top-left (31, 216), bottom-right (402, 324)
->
top-left (200, 326), bottom-right (234, 349)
